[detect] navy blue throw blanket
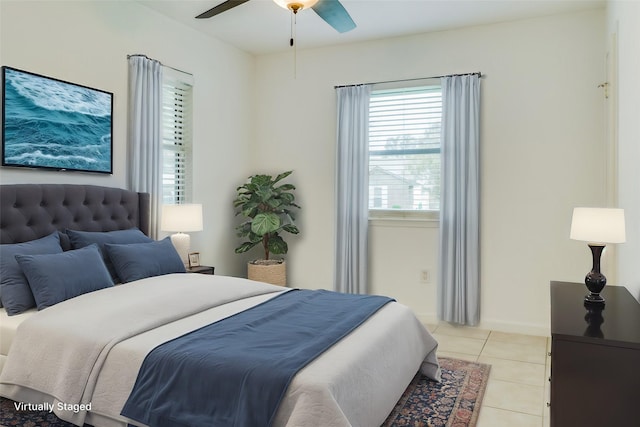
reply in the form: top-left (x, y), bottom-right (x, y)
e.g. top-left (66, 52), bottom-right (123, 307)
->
top-left (121, 289), bottom-right (393, 427)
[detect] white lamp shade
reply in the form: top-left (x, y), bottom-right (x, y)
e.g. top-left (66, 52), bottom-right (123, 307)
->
top-left (570, 207), bottom-right (626, 244)
top-left (273, 0), bottom-right (319, 10)
top-left (161, 204), bottom-right (203, 232)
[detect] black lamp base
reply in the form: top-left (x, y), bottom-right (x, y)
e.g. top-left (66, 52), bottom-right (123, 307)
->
top-left (584, 292), bottom-right (605, 305)
top-left (583, 301), bottom-right (605, 338)
top-left (584, 244), bottom-right (606, 305)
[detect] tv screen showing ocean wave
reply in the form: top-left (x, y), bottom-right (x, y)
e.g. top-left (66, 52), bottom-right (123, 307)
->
top-left (2, 66), bottom-right (113, 174)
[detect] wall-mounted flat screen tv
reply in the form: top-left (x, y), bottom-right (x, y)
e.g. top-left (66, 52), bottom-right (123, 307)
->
top-left (1, 66), bottom-right (113, 174)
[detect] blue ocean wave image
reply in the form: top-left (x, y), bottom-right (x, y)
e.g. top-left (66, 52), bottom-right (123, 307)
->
top-left (3, 68), bottom-right (112, 173)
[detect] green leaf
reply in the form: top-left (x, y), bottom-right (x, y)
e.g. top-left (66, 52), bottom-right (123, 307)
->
top-left (267, 235), bottom-right (288, 255)
top-left (282, 224), bottom-right (299, 234)
top-left (235, 241), bottom-right (260, 254)
top-left (235, 222), bottom-right (252, 237)
top-left (250, 175), bottom-right (272, 186)
top-left (273, 171), bottom-right (293, 184)
top-left (255, 187), bottom-right (273, 203)
top-left (251, 212), bottom-right (280, 236)
top-left (241, 202), bottom-right (259, 218)
top-left (276, 183), bottom-right (295, 192)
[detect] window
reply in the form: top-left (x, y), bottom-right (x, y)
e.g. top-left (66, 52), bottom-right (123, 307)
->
top-left (162, 69), bottom-right (193, 204)
top-left (369, 83), bottom-right (442, 217)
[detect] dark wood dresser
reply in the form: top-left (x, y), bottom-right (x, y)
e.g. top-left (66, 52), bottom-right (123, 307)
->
top-left (550, 281), bottom-right (640, 427)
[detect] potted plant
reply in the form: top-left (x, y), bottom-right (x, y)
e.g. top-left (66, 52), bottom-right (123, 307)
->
top-left (233, 171), bottom-right (300, 286)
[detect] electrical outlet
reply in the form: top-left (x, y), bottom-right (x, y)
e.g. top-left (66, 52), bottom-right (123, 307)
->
top-left (420, 270), bottom-right (430, 283)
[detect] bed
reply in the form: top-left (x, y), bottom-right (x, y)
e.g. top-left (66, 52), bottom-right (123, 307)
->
top-left (0, 184), bottom-right (440, 427)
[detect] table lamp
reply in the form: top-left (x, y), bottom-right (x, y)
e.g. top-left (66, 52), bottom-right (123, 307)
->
top-left (161, 204), bottom-right (203, 265)
top-left (570, 207), bottom-right (625, 305)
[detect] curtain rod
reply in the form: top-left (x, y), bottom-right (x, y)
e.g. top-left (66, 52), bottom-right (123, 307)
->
top-left (127, 54), bottom-right (193, 76)
top-left (334, 71), bottom-right (482, 89)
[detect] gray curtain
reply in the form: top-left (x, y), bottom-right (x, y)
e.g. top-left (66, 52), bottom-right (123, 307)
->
top-left (334, 85), bottom-right (372, 294)
top-left (438, 74), bottom-right (481, 325)
top-left (128, 55), bottom-right (163, 238)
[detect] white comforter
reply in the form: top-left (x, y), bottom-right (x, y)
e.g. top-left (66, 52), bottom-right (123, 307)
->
top-left (0, 274), bottom-right (439, 427)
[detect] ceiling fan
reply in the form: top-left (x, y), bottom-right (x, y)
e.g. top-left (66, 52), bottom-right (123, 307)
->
top-left (195, 0), bottom-right (356, 34)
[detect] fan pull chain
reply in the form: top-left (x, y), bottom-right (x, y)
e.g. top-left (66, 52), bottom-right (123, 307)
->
top-left (289, 9), bottom-right (298, 78)
top-left (290, 8), bottom-right (294, 47)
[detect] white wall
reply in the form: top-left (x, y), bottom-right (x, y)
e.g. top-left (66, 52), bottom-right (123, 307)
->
top-left (608, 1), bottom-right (640, 300)
top-left (253, 9), bottom-right (607, 334)
top-left (0, 0), bottom-right (255, 276)
top-left (1, 2), bottom-right (619, 334)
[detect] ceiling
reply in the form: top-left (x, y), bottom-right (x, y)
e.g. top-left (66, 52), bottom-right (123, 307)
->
top-left (139, 0), bottom-right (604, 55)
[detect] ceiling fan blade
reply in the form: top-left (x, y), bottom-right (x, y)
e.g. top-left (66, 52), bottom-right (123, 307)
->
top-left (195, 0), bottom-right (251, 19)
top-left (311, 0), bottom-right (356, 33)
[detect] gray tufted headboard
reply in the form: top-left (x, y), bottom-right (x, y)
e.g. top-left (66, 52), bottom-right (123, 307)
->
top-left (0, 184), bottom-right (150, 248)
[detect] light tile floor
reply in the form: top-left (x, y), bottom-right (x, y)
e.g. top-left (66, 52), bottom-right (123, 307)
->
top-left (426, 323), bottom-right (551, 427)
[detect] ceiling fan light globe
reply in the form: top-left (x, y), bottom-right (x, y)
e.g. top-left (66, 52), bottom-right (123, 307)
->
top-left (273, 0), bottom-right (319, 12)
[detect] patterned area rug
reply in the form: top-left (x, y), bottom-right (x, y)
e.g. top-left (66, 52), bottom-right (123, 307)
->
top-left (0, 357), bottom-right (489, 427)
top-left (384, 357), bottom-right (491, 427)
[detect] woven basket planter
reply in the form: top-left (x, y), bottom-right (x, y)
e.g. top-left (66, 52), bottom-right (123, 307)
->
top-left (247, 260), bottom-right (286, 287)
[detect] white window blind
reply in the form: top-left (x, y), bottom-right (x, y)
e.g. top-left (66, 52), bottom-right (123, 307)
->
top-left (369, 84), bottom-right (442, 213)
top-left (162, 71), bottom-right (193, 204)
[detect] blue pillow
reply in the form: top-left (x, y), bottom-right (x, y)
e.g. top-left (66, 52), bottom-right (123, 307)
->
top-left (15, 244), bottom-right (113, 311)
top-left (66, 228), bottom-right (152, 281)
top-left (0, 232), bottom-right (63, 315)
top-left (104, 237), bottom-right (186, 283)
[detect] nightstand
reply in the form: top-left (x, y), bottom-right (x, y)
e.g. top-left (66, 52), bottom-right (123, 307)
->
top-left (186, 265), bottom-right (215, 275)
top-left (549, 281), bottom-right (640, 427)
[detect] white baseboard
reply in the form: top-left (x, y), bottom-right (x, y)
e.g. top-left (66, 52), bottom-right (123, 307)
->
top-left (416, 313), bottom-right (439, 326)
top-left (476, 319), bottom-right (550, 337)
top-left (415, 312), bottom-right (550, 337)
